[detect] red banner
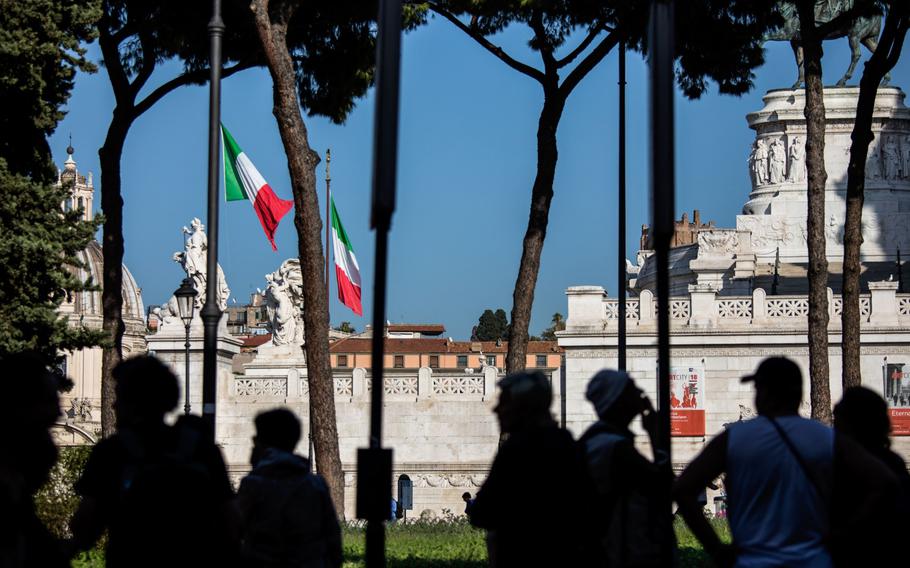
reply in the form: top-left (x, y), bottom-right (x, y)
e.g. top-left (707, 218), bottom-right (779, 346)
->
top-left (889, 408), bottom-right (910, 436)
top-left (885, 364), bottom-right (910, 436)
top-left (671, 366), bottom-right (705, 437)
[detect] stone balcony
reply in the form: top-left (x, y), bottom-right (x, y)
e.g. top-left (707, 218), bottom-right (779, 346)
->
top-left (565, 280), bottom-right (908, 335)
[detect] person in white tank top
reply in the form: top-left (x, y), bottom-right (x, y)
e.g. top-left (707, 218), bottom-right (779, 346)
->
top-left (675, 357), bottom-right (833, 568)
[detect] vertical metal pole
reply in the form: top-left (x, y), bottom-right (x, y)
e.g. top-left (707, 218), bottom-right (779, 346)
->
top-left (359, 1), bottom-right (401, 566)
top-left (649, 3), bottom-right (674, 557)
top-left (184, 324), bottom-right (192, 414)
top-left (314, 150), bottom-right (330, 473)
top-left (201, 0), bottom-right (224, 438)
top-left (617, 41), bottom-right (628, 371)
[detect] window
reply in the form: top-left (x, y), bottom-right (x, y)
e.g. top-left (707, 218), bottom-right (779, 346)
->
top-left (486, 355), bottom-right (496, 367)
top-left (429, 355), bottom-right (439, 369)
top-left (457, 355), bottom-right (468, 368)
top-left (394, 355), bottom-right (404, 368)
top-left (536, 355), bottom-right (547, 368)
top-left (338, 355), bottom-right (348, 368)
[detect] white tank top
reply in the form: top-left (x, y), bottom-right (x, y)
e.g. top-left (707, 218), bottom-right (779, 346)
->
top-left (726, 415), bottom-right (834, 568)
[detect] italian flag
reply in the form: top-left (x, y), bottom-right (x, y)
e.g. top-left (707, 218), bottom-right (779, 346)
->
top-left (221, 124), bottom-right (294, 251)
top-left (331, 197), bottom-right (362, 316)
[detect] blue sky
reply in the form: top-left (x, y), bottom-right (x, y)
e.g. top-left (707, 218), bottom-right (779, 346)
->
top-left (49, 17), bottom-right (910, 339)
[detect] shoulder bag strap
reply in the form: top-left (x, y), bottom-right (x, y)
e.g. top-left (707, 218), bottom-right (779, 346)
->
top-left (766, 417), bottom-right (829, 506)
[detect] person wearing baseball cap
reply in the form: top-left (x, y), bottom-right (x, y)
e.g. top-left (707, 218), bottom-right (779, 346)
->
top-left (675, 357), bottom-right (835, 568)
top-left (579, 370), bottom-right (674, 567)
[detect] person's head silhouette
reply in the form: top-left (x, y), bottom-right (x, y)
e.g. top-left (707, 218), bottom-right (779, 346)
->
top-left (834, 386), bottom-right (891, 450)
top-left (251, 408), bottom-right (301, 465)
top-left (742, 357), bottom-right (802, 417)
top-left (112, 355), bottom-right (179, 429)
top-left (586, 370), bottom-right (647, 428)
top-left (494, 371), bottom-right (553, 433)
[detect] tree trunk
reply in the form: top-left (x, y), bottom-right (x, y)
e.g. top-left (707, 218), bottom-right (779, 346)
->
top-left (843, 1), bottom-right (909, 389)
top-left (251, 0), bottom-right (344, 515)
top-left (842, 75), bottom-right (878, 389)
top-left (99, 111), bottom-right (131, 437)
top-left (506, 92), bottom-right (565, 373)
top-left (798, 2), bottom-right (832, 423)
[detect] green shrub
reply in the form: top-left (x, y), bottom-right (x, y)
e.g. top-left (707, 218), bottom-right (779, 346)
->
top-left (34, 445), bottom-right (92, 538)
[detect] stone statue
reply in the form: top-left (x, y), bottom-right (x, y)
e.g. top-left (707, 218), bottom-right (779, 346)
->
top-left (867, 138), bottom-right (882, 180)
top-left (173, 218), bottom-right (230, 311)
top-left (882, 135), bottom-right (901, 180)
top-left (826, 215), bottom-right (843, 245)
top-left (787, 136), bottom-right (806, 182)
top-left (902, 135), bottom-right (910, 179)
top-left (764, 1), bottom-right (887, 88)
top-left (768, 138), bottom-right (786, 184)
top-left (264, 259), bottom-right (305, 346)
top-left (750, 139), bottom-right (770, 186)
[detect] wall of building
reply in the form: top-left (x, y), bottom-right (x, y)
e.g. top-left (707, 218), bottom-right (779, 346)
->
top-left (215, 364), bottom-right (563, 519)
top-left (559, 284), bottom-right (910, 467)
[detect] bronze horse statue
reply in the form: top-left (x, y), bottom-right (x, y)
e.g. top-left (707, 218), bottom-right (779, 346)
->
top-left (765, 1), bottom-right (889, 88)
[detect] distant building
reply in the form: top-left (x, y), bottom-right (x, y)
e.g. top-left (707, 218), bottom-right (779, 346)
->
top-left (55, 147), bottom-right (146, 444)
top-left (225, 292), bottom-right (269, 336)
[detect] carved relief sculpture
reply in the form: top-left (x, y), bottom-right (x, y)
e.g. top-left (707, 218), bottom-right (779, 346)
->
top-left (787, 136), bottom-right (805, 182)
top-left (867, 137), bottom-right (882, 180)
top-left (882, 135), bottom-right (901, 180)
top-left (768, 138), bottom-right (786, 184)
top-left (902, 135), bottom-right (910, 179)
top-left (750, 138), bottom-right (769, 185)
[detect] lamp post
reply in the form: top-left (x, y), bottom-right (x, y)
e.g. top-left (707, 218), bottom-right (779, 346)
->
top-left (174, 277), bottom-right (198, 414)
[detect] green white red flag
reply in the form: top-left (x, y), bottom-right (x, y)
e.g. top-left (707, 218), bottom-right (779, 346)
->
top-left (221, 124), bottom-right (294, 251)
top-left (330, 197), bottom-right (362, 316)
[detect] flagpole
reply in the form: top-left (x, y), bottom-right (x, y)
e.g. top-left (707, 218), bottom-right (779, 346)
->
top-left (315, 149), bottom-right (331, 473)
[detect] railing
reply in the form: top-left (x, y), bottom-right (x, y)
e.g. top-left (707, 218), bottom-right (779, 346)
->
top-left (568, 285), bottom-right (909, 331)
top-left (233, 368), bottom-right (502, 401)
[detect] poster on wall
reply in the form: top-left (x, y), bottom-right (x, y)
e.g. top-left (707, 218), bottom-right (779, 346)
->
top-left (670, 366), bottom-right (705, 436)
top-left (884, 363), bottom-right (910, 436)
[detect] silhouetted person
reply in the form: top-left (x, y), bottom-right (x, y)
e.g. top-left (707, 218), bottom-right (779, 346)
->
top-left (469, 372), bottom-right (590, 567)
top-left (69, 355), bottom-right (236, 568)
top-left (461, 492), bottom-right (474, 515)
top-left (236, 408), bottom-right (341, 568)
top-left (579, 370), bottom-right (674, 567)
top-left (0, 354), bottom-right (69, 568)
top-left (831, 387), bottom-right (909, 567)
top-left (675, 357), bottom-right (898, 568)
top-left (676, 357), bottom-right (833, 567)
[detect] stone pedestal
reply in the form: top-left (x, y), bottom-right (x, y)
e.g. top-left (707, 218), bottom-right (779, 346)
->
top-left (146, 313), bottom-right (241, 428)
top-left (739, 87), bottom-right (910, 263)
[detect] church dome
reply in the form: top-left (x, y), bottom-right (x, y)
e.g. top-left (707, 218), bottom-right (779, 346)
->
top-left (68, 240), bottom-right (145, 328)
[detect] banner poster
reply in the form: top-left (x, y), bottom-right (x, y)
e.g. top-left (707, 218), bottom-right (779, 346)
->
top-left (670, 366), bottom-right (706, 437)
top-left (884, 363), bottom-right (910, 436)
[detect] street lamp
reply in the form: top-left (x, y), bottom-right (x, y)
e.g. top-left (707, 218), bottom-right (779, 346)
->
top-left (174, 277), bottom-right (197, 414)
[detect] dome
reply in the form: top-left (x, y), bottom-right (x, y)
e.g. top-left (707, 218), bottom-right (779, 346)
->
top-left (68, 240), bottom-right (145, 330)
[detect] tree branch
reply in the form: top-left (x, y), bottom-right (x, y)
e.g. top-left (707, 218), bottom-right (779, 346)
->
top-left (529, 9), bottom-right (557, 72)
top-left (133, 60), bottom-right (256, 118)
top-left (427, 2), bottom-right (547, 85)
top-left (558, 31), bottom-right (619, 99)
top-left (556, 23), bottom-right (604, 69)
top-left (129, 31), bottom-right (157, 99)
top-left (98, 25), bottom-right (131, 102)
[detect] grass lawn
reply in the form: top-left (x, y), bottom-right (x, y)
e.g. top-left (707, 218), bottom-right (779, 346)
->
top-left (71, 516), bottom-right (725, 567)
